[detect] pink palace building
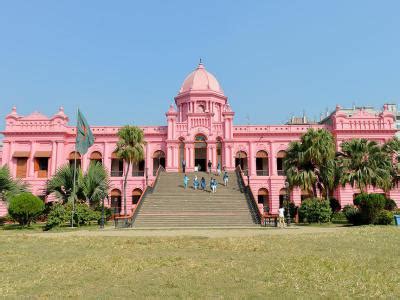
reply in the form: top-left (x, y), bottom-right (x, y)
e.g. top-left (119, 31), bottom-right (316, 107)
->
top-left (0, 62), bottom-right (399, 217)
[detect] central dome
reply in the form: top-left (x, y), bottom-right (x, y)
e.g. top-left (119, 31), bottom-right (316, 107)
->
top-left (179, 62), bottom-right (224, 95)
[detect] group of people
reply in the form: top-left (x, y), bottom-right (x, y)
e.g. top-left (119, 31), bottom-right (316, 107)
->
top-left (183, 172), bottom-right (229, 193)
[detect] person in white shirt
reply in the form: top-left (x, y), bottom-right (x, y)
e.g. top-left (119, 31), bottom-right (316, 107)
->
top-left (278, 207), bottom-right (286, 228)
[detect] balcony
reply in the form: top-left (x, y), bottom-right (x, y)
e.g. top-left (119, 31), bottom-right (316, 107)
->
top-left (132, 171), bottom-right (145, 177)
top-left (277, 170), bottom-right (285, 176)
top-left (256, 170), bottom-right (269, 176)
top-left (111, 170), bottom-right (123, 177)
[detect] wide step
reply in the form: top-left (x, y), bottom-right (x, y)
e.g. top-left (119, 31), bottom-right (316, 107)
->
top-left (133, 171), bottom-right (260, 227)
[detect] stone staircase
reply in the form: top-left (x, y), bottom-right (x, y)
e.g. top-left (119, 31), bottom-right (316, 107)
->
top-left (133, 171), bottom-right (260, 227)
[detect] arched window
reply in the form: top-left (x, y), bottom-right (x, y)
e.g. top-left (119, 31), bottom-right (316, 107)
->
top-left (90, 151), bottom-right (102, 165)
top-left (276, 150), bottom-right (287, 176)
top-left (301, 190), bottom-right (312, 202)
top-left (258, 188), bottom-right (269, 213)
top-left (69, 152), bottom-right (81, 169)
top-left (132, 188), bottom-right (143, 205)
top-left (111, 152), bottom-right (123, 177)
top-left (110, 189), bottom-right (122, 215)
top-left (153, 150), bottom-right (166, 175)
top-left (256, 150), bottom-right (269, 176)
top-left (235, 151), bottom-right (248, 171)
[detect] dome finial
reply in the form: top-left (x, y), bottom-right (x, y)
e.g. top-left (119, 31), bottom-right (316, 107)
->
top-left (197, 58), bottom-right (204, 69)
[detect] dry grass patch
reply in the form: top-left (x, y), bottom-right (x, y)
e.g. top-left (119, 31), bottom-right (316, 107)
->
top-left (0, 226), bottom-right (399, 298)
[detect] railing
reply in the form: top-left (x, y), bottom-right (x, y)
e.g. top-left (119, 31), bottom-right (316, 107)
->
top-left (132, 171), bottom-right (145, 177)
top-left (256, 170), bottom-right (269, 176)
top-left (277, 170), bottom-right (285, 176)
top-left (110, 170), bottom-right (123, 177)
top-left (114, 165), bottom-right (165, 228)
top-left (236, 165), bottom-right (261, 225)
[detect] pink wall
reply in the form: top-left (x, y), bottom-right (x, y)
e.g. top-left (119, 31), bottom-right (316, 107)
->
top-left (1, 64), bottom-right (399, 217)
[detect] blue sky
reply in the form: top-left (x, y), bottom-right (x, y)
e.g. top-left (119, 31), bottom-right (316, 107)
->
top-left (0, 0), bottom-right (399, 129)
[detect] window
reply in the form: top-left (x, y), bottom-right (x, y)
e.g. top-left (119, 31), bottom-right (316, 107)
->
top-left (34, 157), bottom-right (49, 178)
top-left (16, 157), bottom-right (28, 178)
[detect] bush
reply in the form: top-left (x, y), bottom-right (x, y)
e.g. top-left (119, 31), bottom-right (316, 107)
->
top-left (358, 194), bottom-right (386, 224)
top-left (8, 193), bottom-right (45, 227)
top-left (329, 198), bottom-right (341, 213)
top-left (385, 198), bottom-right (397, 211)
top-left (45, 202), bottom-right (101, 230)
top-left (331, 211), bottom-right (347, 224)
top-left (283, 200), bottom-right (298, 219)
top-left (94, 205), bottom-right (112, 221)
top-left (342, 205), bottom-right (362, 225)
top-left (299, 198), bottom-right (332, 223)
top-left (374, 210), bottom-right (393, 225)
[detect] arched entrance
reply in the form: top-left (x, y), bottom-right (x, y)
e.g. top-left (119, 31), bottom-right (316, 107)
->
top-left (153, 150), bottom-right (165, 175)
top-left (256, 150), bottom-right (269, 176)
top-left (258, 188), bottom-right (269, 213)
top-left (194, 135), bottom-right (207, 171)
top-left (235, 151), bottom-right (248, 171)
top-left (178, 138), bottom-right (185, 172)
top-left (216, 138), bottom-right (222, 168)
top-left (110, 189), bottom-right (121, 215)
top-left (131, 188), bottom-right (143, 205)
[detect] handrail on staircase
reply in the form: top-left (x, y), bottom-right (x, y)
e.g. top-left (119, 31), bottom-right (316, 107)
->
top-left (115, 165), bottom-right (165, 228)
top-left (236, 165), bottom-right (262, 223)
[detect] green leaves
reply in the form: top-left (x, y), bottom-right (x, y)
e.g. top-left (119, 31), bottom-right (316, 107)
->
top-left (45, 162), bottom-right (110, 206)
top-left (0, 165), bottom-right (27, 201)
top-left (284, 129), bottom-right (336, 198)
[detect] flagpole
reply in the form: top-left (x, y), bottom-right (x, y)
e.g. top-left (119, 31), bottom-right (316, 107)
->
top-left (71, 108), bottom-right (79, 228)
top-left (71, 152), bottom-right (77, 227)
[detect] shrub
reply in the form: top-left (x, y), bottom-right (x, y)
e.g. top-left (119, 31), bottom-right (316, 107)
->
top-left (358, 194), bottom-right (386, 224)
top-left (385, 198), bottom-right (397, 211)
top-left (331, 211), bottom-right (347, 224)
top-left (342, 205), bottom-right (362, 225)
top-left (374, 210), bottom-right (393, 225)
top-left (45, 202), bottom-right (69, 230)
top-left (329, 198), bottom-right (341, 213)
top-left (299, 198), bottom-right (332, 223)
top-left (283, 200), bottom-right (298, 219)
top-left (94, 205), bottom-right (112, 221)
top-left (45, 202), bottom-right (101, 230)
top-left (8, 193), bottom-right (45, 227)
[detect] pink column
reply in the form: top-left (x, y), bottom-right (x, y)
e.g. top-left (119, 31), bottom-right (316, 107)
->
top-left (249, 142), bottom-right (256, 176)
top-left (270, 143), bottom-right (277, 176)
top-left (29, 142), bottom-right (36, 178)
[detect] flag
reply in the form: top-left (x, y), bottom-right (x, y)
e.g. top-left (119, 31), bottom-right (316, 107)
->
top-left (76, 109), bottom-right (94, 155)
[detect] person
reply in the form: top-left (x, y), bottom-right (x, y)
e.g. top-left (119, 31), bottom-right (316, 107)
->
top-left (216, 162), bottom-right (221, 176)
top-left (183, 174), bottom-right (189, 189)
top-left (223, 171), bottom-right (229, 186)
top-left (213, 178), bottom-right (218, 193)
top-left (208, 160), bottom-right (212, 174)
top-left (182, 159), bottom-right (186, 173)
top-left (200, 177), bottom-right (206, 191)
top-left (278, 206), bottom-right (286, 228)
top-left (210, 177), bottom-right (214, 193)
top-left (193, 175), bottom-right (199, 190)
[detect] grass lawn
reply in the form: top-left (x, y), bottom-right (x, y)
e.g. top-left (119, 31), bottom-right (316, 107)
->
top-left (1, 226), bottom-right (399, 298)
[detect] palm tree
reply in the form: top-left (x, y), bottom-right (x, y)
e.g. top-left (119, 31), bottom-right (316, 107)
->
top-left (0, 165), bottom-right (26, 201)
top-left (115, 125), bottom-right (145, 215)
top-left (45, 164), bottom-right (84, 204)
top-left (81, 162), bottom-right (110, 207)
top-left (382, 137), bottom-right (400, 186)
top-left (45, 163), bottom-right (110, 206)
top-left (337, 139), bottom-right (392, 193)
top-left (284, 129), bottom-right (336, 198)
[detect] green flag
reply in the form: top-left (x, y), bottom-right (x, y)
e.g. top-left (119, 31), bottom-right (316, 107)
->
top-left (76, 109), bottom-right (94, 155)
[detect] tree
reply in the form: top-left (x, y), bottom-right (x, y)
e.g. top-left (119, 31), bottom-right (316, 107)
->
top-left (0, 165), bottom-right (26, 201)
top-left (8, 192), bottom-right (44, 227)
top-left (81, 161), bottom-right (110, 207)
top-left (337, 139), bottom-right (392, 193)
top-left (382, 137), bottom-right (400, 186)
top-left (45, 163), bottom-right (109, 206)
top-left (284, 129), bottom-right (337, 198)
top-left (45, 164), bottom-right (84, 204)
top-left (115, 125), bottom-right (145, 215)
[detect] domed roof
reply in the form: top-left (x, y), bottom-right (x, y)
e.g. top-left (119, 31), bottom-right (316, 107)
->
top-left (179, 62), bottom-right (224, 95)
